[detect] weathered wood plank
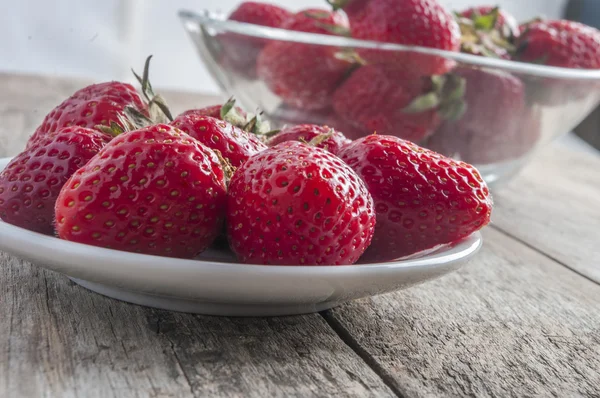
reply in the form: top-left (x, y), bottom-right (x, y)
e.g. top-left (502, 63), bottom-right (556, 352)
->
top-left (492, 144), bottom-right (600, 283)
top-left (0, 252), bottom-right (394, 398)
top-left (326, 228), bottom-right (600, 397)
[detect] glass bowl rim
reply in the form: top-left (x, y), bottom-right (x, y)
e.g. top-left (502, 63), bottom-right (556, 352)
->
top-left (179, 9), bottom-right (600, 81)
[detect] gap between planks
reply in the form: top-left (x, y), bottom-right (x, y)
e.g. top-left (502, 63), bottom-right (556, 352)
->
top-left (490, 224), bottom-right (600, 287)
top-left (319, 311), bottom-right (406, 398)
top-left (318, 225), bottom-right (600, 398)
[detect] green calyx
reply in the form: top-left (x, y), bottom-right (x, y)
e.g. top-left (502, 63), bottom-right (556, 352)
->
top-left (402, 74), bottom-right (467, 122)
top-left (96, 106), bottom-right (155, 137)
top-left (326, 0), bottom-right (351, 11)
top-left (220, 97), bottom-right (278, 141)
top-left (220, 97), bottom-right (247, 127)
top-left (132, 55), bottom-right (174, 123)
top-left (456, 8), bottom-right (516, 59)
top-left (307, 130), bottom-right (335, 147)
top-left (472, 7), bottom-right (500, 31)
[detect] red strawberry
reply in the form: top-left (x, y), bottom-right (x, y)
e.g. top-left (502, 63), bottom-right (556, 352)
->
top-left (329, 0), bottom-right (460, 76)
top-left (338, 135), bottom-right (493, 262)
top-left (220, 2), bottom-right (293, 78)
top-left (515, 20), bottom-right (600, 105)
top-left (178, 104), bottom-right (246, 121)
top-left (27, 82), bottom-right (148, 148)
top-left (170, 115), bottom-right (267, 168)
top-left (177, 98), bottom-right (274, 138)
top-left (516, 20), bottom-right (600, 69)
top-left (332, 65), bottom-right (466, 143)
top-left (55, 124), bottom-right (227, 259)
top-left (268, 104), bottom-right (368, 140)
top-left (427, 67), bottom-right (526, 164)
top-left (227, 141), bottom-right (375, 265)
top-left (0, 127), bottom-right (109, 234)
top-left (458, 6), bottom-right (519, 59)
top-left (267, 124), bottom-right (351, 155)
top-left (257, 9), bottom-right (354, 111)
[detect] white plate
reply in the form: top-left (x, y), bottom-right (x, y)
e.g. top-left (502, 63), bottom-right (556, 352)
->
top-left (0, 157), bottom-right (482, 316)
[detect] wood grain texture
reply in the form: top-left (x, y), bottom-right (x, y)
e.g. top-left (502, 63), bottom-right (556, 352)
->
top-left (327, 228), bottom-right (600, 398)
top-left (0, 252), bottom-right (394, 398)
top-left (492, 144), bottom-right (600, 283)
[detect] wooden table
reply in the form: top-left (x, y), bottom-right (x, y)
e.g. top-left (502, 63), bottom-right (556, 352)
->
top-left (1, 73), bottom-right (600, 398)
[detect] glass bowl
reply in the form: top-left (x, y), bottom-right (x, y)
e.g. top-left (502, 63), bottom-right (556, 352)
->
top-left (179, 10), bottom-right (600, 187)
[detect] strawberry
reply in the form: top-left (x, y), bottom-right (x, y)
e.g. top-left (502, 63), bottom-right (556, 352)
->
top-left (227, 141), bottom-right (375, 265)
top-left (177, 98), bottom-right (274, 139)
top-left (515, 20), bottom-right (600, 69)
top-left (457, 6), bottom-right (519, 59)
top-left (178, 103), bottom-right (246, 122)
top-left (55, 124), bottom-right (227, 258)
top-left (170, 115), bottom-right (267, 168)
top-left (257, 9), bottom-right (354, 111)
top-left (220, 2), bottom-right (293, 78)
top-left (0, 127), bottom-right (109, 234)
top-left (338, 135), bottom-right (493, 262)
top-left (267, 124), bottom-right (351, 155)
top-left (514, 20), bottom-right (600, 106)
top-left (427, 67), bottom-right (526, 164)
top-left (268, 104), bottom-right (368, 140)
top-left (332, 65), bottom-right (466, 143)
top-left (329, 0), bottom-right (460, 76)
top-left (26, 82), bottom-right (148, 148)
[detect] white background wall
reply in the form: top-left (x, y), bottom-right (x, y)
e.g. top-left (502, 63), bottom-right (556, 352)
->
top-left (0, 0), bottom-right (568, 93)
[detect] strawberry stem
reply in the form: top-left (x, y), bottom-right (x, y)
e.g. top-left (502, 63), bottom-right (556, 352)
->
top-left (220, 97), bottom-right (247, 127)
top-left (132, 55), bottom-right (174, 123)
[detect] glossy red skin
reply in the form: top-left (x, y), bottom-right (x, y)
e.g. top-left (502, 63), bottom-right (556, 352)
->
top-left (257, 9), bottom-right (353, 110)
top-left (55, 124), bottom-right (227, 259)
top-left (332, 65), bottom-right (441, 143)
top-left (220, 2), bottom-right (292, 78)
top-left (516, 20), bottom-right (600, 69)
top-left (170, 115), bottom-right (266, 168)
top-left (427, 67), bottom-right (526, 164)
top-left (338, 135), bottom-right (493, 262)
top-left (461, 6), bottom-right (520, 39)
top-left (27, 82), bottom-right (147, 148)
top-left (178, 105), bottom-right (247, 121)
top-left (0, 127), bottom-right (109, 234)
top-left (267, 124), bottom-right (351, 155)
top-left (341, 0), bottom-right (460, 76)
top-left (229, 2), bottom-right (292, 28)
top-left (227, 141), bottom-right (376, 265)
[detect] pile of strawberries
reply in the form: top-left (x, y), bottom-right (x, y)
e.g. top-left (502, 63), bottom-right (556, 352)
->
top-left (221, 0), bottom-right (600, 164)
top-left (0, 55), bottom-right (493, 265)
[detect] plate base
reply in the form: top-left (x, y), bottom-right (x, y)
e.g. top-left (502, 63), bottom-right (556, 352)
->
top-left (70, 278), bottom-right (341, 317)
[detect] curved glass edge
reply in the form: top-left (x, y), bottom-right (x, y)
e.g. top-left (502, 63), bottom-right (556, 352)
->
top-left (179, 9), bottom-right (600, 81)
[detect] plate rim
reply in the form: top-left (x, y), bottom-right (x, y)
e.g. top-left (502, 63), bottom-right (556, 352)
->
top-left (0, 156), bottom-right (483, 275)
top-left (0, 219), bottom-right (482, 274)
